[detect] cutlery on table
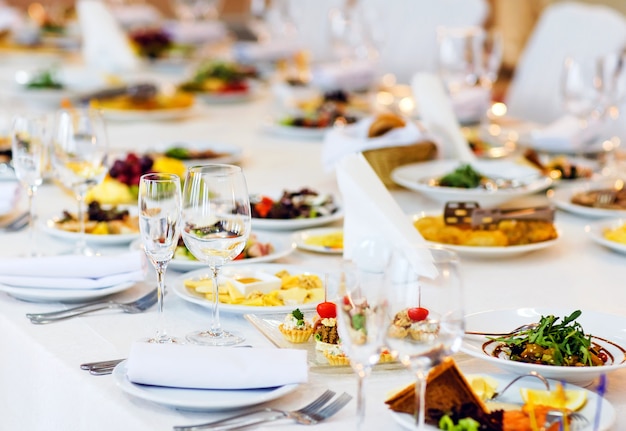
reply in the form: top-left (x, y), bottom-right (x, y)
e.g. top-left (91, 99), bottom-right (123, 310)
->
top-left (173, 390), bottom-right (352, 430)
top-left (74, 83), bottom-right (158, 105)
top-left (444, 201), bottom-right (554, 229)
top-left (464, 323), bottom-right (539, 337)
top-left (26, 288), bottom-right (158, 324)
top-left (544, 410), bottom-right (589, 428)
top-left (0, 211), bottom-right (29, 232)
top-left (490, 372), bottom-right (550, 400)
top-left (80, 359), bottom-right (125, 375)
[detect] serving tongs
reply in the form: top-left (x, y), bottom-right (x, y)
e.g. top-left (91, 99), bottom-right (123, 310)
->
top-left (443, 201), bottom-right (555, 229)
top-left (74, 83), bottom-right (158, 105)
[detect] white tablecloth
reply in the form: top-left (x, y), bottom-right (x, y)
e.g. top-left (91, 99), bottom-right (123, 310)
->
top-left (0, 62), bottom-right (625, 431)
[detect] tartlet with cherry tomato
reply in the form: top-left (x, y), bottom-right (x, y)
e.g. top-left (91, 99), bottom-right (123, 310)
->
top-left (313, 301), bottom-right (339, 352)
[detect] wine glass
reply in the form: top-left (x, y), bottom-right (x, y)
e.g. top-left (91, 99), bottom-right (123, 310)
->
top-left (181, 164), bottom-right (251, 346)
top-left (50, 108), bottom-right (108, 256)
top-left (138, 173), bottom-right (182, 344)
top-left (437, 26), bottom-right (502, 126)
top-left (11, 113), bottom-right (48, 257)
top-left (384, 245), bottom-right (465, 429)
top-left (561, 55), bottom-right (605, 124)
top-left (332, 237), bottom-right (392, 430)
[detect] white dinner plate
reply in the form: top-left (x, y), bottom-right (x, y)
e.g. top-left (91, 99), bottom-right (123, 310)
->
top-left (461, 308), bottom-right (626, 386)
top-left (146, 141), bottom-right (243, 165)
top-left (586, 218), bottom-right (626, 254)
top-left (390, 372), bottom-right (616, 430)
top-left (549, 182), bottom-right (626, 218)
top-left (99, 104), bottom-right (200, 122)
top-left (112, 360), bottom-right (299, 411)
top-left (263, 121), bottom-right (329, 140)
top-left (40, 218), bottom-right (140, 245)
top-left (173, 263), bottom-right (323, 314)
top-left (135, 232), bottom-right (296, 272)
top-left (292, 227), bottom-right (343, 255)
top-left (194, 81), bottom-right (264, 104)
top-left (253, 209), bottom-right (343, 231)
top-left (391, 159), bottom-right (552, 207)
top-left (0, 281), bottom-right (134, 303)
top-left (427, 237), bottom-right (560, 258)
top-left (5, 86), bottom-right (77, 108)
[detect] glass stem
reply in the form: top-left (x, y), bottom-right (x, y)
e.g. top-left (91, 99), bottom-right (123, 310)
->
top-left (355, 365), bottom-right (370, 430)
top-left (154, 262), bottom-right (167, 341)
top-left (210, 265), bottom-right (222, 335)
top-left (414, 367), bottom-right (428, 429)
top-left (27, 185), bottom-right (36, 257)
top-left (75, 188), bottom-right (87, 254)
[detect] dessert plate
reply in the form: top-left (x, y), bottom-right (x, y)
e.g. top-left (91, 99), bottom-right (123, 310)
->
top-left (390, 372), bottom-right (616, 430)
top-left (586, 218), bottom-right (626, 254)
top-left (0, 281), bottom-right (134, 303)
top-left (112, 360), bottom-right (299, 411)
top-left (461, 308), bottom-right (626, 386)
top-left (292, 227), bottom-right (343, 254)
top-left (173, 263), bottom-right (323, 314)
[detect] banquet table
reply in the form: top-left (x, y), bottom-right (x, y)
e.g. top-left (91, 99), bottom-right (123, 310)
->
top-left (1, 72), bottom-right (626, 431)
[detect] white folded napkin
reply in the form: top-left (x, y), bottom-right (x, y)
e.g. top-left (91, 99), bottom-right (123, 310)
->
top-left (0, 182), bottom-right (19, 215)
top-left (0, 5), bottom-right (20, 32)
top-left (162, 20), bottom-right (227, 45)
top-left (322, 116), bottom-right (434, 171)
top-left (0, 251), bottom-right (145, 289)
top-left (233, 40), bottom-right (300, 63)
top-left (311, 60), bottom-right (377, 91)
top-left (77, 0), bottom-right (140, 73)
top-left (530, 115), bottom-right (603, 153)
top-left (109, 4), bottom-right (162, 29)
top-left (451, 86), bottom-right (491, 125)
top-left (126, 342), bottom-right (308, 390)
top-left (336, 153), bottom-right (437, 278)
top-left (411, 72), bottom-right (476, 162)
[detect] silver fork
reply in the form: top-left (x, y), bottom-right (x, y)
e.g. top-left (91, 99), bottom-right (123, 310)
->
top-left (595, 189), bottom-right (617, 207)
top-left (26, 288), bottom-right (158, 324)
top-left (0, 211), bottom-right (29, 232)
top-left (465, 323), bottom-right (538, 337)
top-left (174, 389), bottom-right (335, 431)
top-left (545, 410), bottom-right (589, 429)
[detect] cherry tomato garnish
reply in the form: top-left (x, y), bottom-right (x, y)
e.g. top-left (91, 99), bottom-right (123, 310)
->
top-left (407, 307), bottom-right (429, 322)
top-left (316, 301), bottom-right (337, 319)
top-left (342, 295), bottom-right (351, 306)
top-left (598, 352), bottom-right (608, 363)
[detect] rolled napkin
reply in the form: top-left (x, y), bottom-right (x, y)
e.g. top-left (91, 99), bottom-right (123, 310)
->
top-left (126, 342), bottom-right (308, 390)
top-left (233, 40), bottom-right (300, 63)
top-left (162, 20), bottom-right (227, 45)
top-left (530, 114), bottom-right (603, 153)
top-left (77, 0), bottom-right (140, 73)
top-left (311, 60), bottom-right (377, 91)
top-left (322, 115), bottom-right (435, 171)
top-left (411, 72), bottom-right (476, 162)
top-left (336, 153), bottom-right (437, 278)
top-left (0, 182), bottom-right (19, 215)
top-left (0, 251), bottom-right (145, 289)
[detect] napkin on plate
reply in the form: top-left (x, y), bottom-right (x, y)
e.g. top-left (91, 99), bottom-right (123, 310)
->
top-left (411, 72), bottom-right (476, 162)
top-left (0, 251), bottom-right (145, 289)
top-left (311, 60), bottom-right (377, 91)
top-left (0, 182), bottom-right (19, 216)
top-left (322, 116), bottom-right (435, 171)
top-left (233, 40), bottom-right (301, 63)
top-left (336, 153), bottom-right (437, 278)
top-left (76, 0), bottom-right (140, 73)
top-left (162, 20), bottom-right (227, 45)
top-left (126, 342), bottom-right (308, 390)
top-left (530, 114), bottom-right (603, 153)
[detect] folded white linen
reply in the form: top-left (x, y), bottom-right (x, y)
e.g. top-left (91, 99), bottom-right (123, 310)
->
top-left (530, 114), bottom-right (603, 153)
top-left (162, 20), bottom-right (227, 45)
top-left (233, 40), bottom-right (300, 63)
top-left (126, 342), bottom-right (308, 390)
top-left (322, 116), bottom-right (434, 171)
top-left (0, 251), bottom-right (145, 289)
top-left (311, 60), bottom-right (377, 91)
top-left (336, 153), bottom-right (437, 278)
top-left (109, 4), bottom-right (162, 29)
top-left (0, 182), bottom-right (19, 216)
top-left (77, 0), bottom-right (140, 73)
top-left (411, 72), bottom-right (476, 162)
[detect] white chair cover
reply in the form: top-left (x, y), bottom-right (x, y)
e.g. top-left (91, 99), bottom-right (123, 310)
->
top-left (505, 2), bottom-right (626, 124)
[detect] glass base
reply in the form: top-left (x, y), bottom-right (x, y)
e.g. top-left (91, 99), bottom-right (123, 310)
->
top-left (186, 329), bottom-right (244, 346)
top-left (145, 335), bottom-right (184, 344)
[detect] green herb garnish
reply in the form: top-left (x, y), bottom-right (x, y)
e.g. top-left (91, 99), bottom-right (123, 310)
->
top-left (438, 164), bottom-right (484, 188)
top-left (292, 308), bottom-right (305, 326)
top-left (26, 70), bottom-right (64, 90)
top-left (438, 415), bottom-right (480, 431)
top-left (164, 147), bottom-right (191, 160)
top-left (492, 310), bottom-right (604, 366)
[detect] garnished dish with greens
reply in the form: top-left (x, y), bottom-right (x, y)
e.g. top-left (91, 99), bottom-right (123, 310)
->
top-left (489, 310), bottom-right (609, 367)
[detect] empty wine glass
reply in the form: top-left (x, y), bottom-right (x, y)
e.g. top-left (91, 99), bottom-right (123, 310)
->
top-left (11, 113), bottom-right (47, 257)
top-left (333, 237), bottom-right (392, 430)
top-left (50, 108), bottom-right (108, 256)
top-left (181, 164), bottom-right (251, 346)
top-left (138, 173), bottom-right (182, 343)
top-left (561, 56), bottom-right (604, 123)
top-left (384, 245), bottom-right (465, 429)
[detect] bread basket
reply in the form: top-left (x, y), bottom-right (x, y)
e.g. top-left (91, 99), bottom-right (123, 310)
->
top-left (362, 141), bottom-right (438, 188)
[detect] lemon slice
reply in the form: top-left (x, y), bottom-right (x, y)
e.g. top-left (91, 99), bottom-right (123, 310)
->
top-left (520, 386), bottom-right (587, 411)
top-left (465, 374), bottom-right (498, 400)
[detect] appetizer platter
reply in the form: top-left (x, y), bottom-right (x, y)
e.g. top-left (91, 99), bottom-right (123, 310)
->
top-left (173, 263), bottom-right (326, 314)
top-left (250, 188), bottom-right (343, 231)
top-left (112, 361), bottom-right (299, 411)
top-left (391, 160), bottom-right (552, 207)
top-left (586, 218), bottom-right (626, 254)
top-left (462, 308), bottom-right (626, 385)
